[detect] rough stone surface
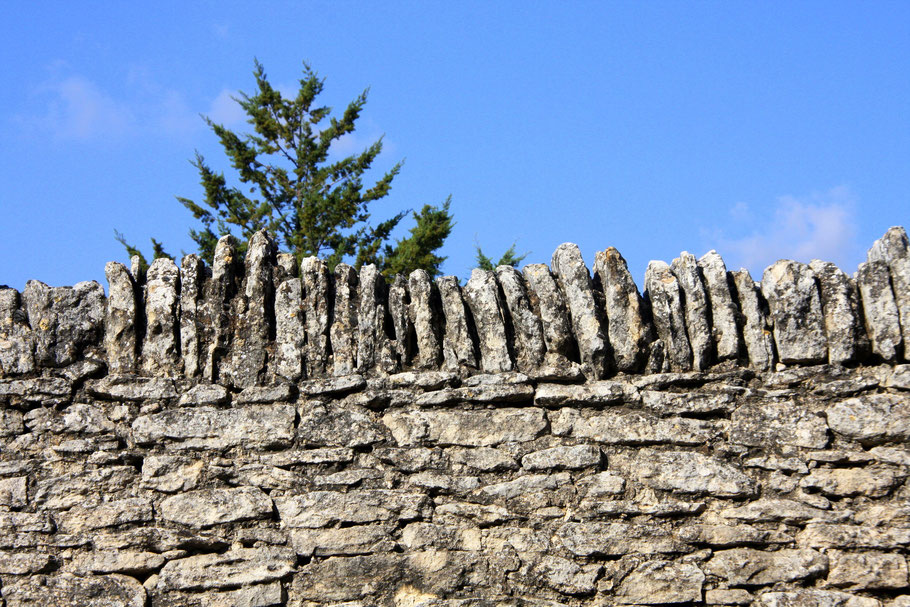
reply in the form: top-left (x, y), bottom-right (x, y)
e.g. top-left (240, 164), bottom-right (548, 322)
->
top-left (0, 288), bottom-right (35, 376)
top-left (463, 269), bottom-right (512, 372)
top-left (359, 264), bottom-right (396, 375)
top-left (331, 263), bottom-right (359, 376)
top-left (408, 269), bottom-right (442, 370)
top-left (699, 250), bottom-right (742, 361)
top-left (301, 256), bottom-right (331, 376)
top-left (179, 254), bottom-right (205, 378)
top-left (645, 260), bottom-right (692, 371)
top-left (594, 247), bottom-right (652, 373)
top-left (731, 269), bottom-right (775, 370)
top-left (671, 251), bottom-right (714, 370)
top-left (3, 573), bottom-right (146, 606)
top-left (868, 226), bottom-right (910, 353)
top-left (132, 404), bottom-right (295, 449)
top-left (202, 235), bottom-right (240, 382)
top-left (612, 449), bottom-right (756, 497)
top-left (160, 487), bottom-right (273, 528)
top-left (857, 260), bottom-right (903, 361)
top-left (274, 276), bottom-right (304, 380)
top-left (703, 548), bottom-right (829, 585)
top-left (615, 560), bottom-right (704, 604)
top-left (762, 260), bottom-right (828, 364)
top-left (523, 263), bottom-right (576, 364)
top-left (827, 393), bottom-right (910, 443)
top-left (496, 266), bottom-right (546, 373)
top-left (104, 262), bottom-right (138, 374)
top-left (157, 547), bottom-right (296, 591)
top-left (389, 274), bottom-right (413, 367)
top-left (436, 275), bottom-right (477, 371)
top-left (141, 257), bottom-right (180, 376)
top-left (23, 280), bottom-right (105, 367)
top-left (811, 260), bottom-right (868, 364)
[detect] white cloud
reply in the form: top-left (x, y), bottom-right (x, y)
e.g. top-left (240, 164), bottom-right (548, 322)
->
top-left (715, 186), bottom-right (861, 276)
top-left (206, 89), bottom-right (247, 127)
top-left (31, 75), bottom-right (135, 140)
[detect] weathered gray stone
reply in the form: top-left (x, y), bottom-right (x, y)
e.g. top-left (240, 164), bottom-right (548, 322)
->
top-left (0, 552), bottom-right (53, 575)
top-left (676, 523), bottom-right (792, 547)
top-left (886, 364), bottom-right (910, 389)
top-left (799, 524), bottom-right (910, 549)
top-left (160, 486), bottom-right (272, 528)
top-left (289, 524), bottom-right (396, 556)
top-left (801, 467), bottom-right (899, 497)
top-left (202, 235), bottom-right (240, 382)
top-left (436, 275), bottom-right (478, 371)
top-left (177, 382), bottom-right (230, 406)
top-left (463, 269), bottom-right (513, 372)
top-left (699, 250), bottom-right (742, 361)
top-left (759, 590), bottom-right (882, 607)
top-left (0, 407), bottom-right (24, 436)
top-left (299, 373), bottom-right (365, 396)
top-left (594, 247), bottom-right (651, 373)
top-left (479, 472), bottom-right (571, 500)
top-left (274, 276), bottom-right (304, 380)
top-left (575, 471), bottom-right (626, 497)
top-left (23, 280), bottom-right (105, 367)
top-left (61, 403), bottom-right (115, 434)
top-left (158, 546), bottom-right (296, 591)
top-left (827, 550), bottom-right (909, 589)
top-left (535, 380), bottom-right (632, 406)
top-left (557, 522), bottom-right (687, 556)
top-left (827, 393), bottom-right (910, 443)
top-left (298, 402), bottom-right (383, 447)
top-left (70, 549), bottom-right (165, 575)
top-left (140, 257), bottom-right (180, 376)
top-left (0, 287), bottom-right (35, 376)
top-left (496, 266), bottom-right (546, 373)
top-left (179, 254), bottom-right (205, 377)
top-left (235, 383), bottom-right (294, 403)
top-left (57, 498), bottom-right (153, 533)
top-left (731, 269), bottom-right (775, 370)
top-left (645, 260), bottom-right (692, 371)
top-left (0, 376), bottom-right (72, 405)
top-left (132, 404), bottom-right (295, 449)
top-left (331, 263), bottom-right (359, 375)
top-left (705, 589), bottom-right (753, 605)
top-left (359, 264), bottom-right (396, 374)
top-left (523, 263), bottom-right (576, 363)
top-left (0, 476), bottom-right (26, 508)
top-left (857, 260), bottom-right (902, 361)
top-left (522, 445), bottom-right (600, 470)
top-left (612, 449), bottom-right (756, 497)
top-left (301, 256), bottom-right (330, 376)
top-left (3, 573), bottom-right (146, 607)
top-left (449, 446), bottom-right (518, 471)
top-left (383, 407), bottom-right (547, 447)
top-left (762, 260), bottom-right (828, 364)
top-left (104, 262), bottom-right (138, 374)
top-left (87, 376), bottom-right (175, 400)
top-left (730, 400), bottom-right (829, 449)
top-left (551, 243), bottom-right (609, 378)
top-left (408, 269), bottom-right (442, 369)
top-left (389, 274), bottom-right (414, 366)
top-left (276, 490), bottom-right (431, 528)
top-left (141, 455), bottom-right (203, 493)
top-left (671, 251), bottom-right (713, 370)
top-left (703, 548), bottom-right (828, 586)
top-left (721, 498), bottom-right (848, 524)
top-left (811, 260), bottom-right (868, 364)
top-left (525, 554), bottom-right (600, 595)
top-left (224, 231), bottom-right (276, 387)
top-left (568, 411), bottom-right (715, 445)
top-left (641, 389), bottom-right (736, 415)
top-left (615, 560), bottom-right (704, 604)
top-left (868, 226), bottom-right (910, 354)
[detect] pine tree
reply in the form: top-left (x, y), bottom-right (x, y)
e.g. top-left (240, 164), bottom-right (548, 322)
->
top-left (119, 60), bottom-right (453, 277)
top-left (474, 241), bottom-right (528, 271)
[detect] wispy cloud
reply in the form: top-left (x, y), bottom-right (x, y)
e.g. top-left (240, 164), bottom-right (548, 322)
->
top-left (27, 75), bottom-right (135, 140)
top-left (206, 89), bottom-right (247, 127)
top-left (712, 186), bottom-right (861, 276)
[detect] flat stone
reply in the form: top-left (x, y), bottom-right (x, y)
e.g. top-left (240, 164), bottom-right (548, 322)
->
top-left (157, 546), bottom-right (296, 591)
top-left (645, 260), bottom-right (692, 371)
top-left (552, 243), bottom-right (609, 378)
top-left (759, 590), bottom-right (882, 607)
top-left (436, 275), bottom-right (478, 371)
top-left (141, 257), bottom-right (180, 376)
top-left (0, 377), bottom-right (72, 405)
top-left (61, 403), bottom-right (115, 434)
top-left (827, 550), bottom-right (909, 589)
top-left (594, 247), bottom-right (652, 373)
top-left (527, 554), bottom-right (601, 595)
top-left (730, 400), bottom-right (829, 449)
top-left (260, 447), bottom-right (354, 466)
top-left (703, 548), bottom-right (828, 586)
top-left (721, 498), bottom-right (848, 524)
top-left (705, 589), bottom-right (753, 605)
top-left (479, 472), bottom-right (571, 500)
top-left (298, 402), bottom-right (383, 447)
top-left (449, 447), bottom-right (518, 471)
top-left (104, 261), bottom-right (138, 374)
top-left (522, 445), bottom-right (601, 470)
top-left (407, 269), bottom-right (442, 370)
top-left (274, 276), bottom-right (304, 380)
top-left (799, 524), bottom-right (910, 549)
top-left (463, 269), bottom-right (513, 372)
top-left (762, 260), bottom-right (827, 364)
top-left (177, 383), bottom-right (230, 406)
top-left (70, 549), bottom-right (165, 575)
top-left (331, 263), bottom-right (359, 375)
top-left (434, 501), bottom-right (516, 525)
top-left (0, 287), bottom-right (35, 376)
top-left (198, 581), bottom-right (283, 607)
top-left (671, 252), bottom-right (714, 370)
top-left (299, 373), bottom-right (366, 396)
top-left (496, 266), bottom-right (546, 373)
top-left (288, 525), bottom-right (396, 556)
top-left (556, 521), bottom-right (687, 556)
top-left (22, 280), bottom-right (105, 368)
top-left (615, 560), bottom-right (704, 604)
top-left (87, 376), bottom-right (176, 400)
top-left (160, 486), bottom-right (273, 528)
top-left (885, 365), bottom-right (910, 389)
top-left (810, 260), bottom-right (867, 364)
top-left (575, 471), bottom-right (625, 497)
top-left (827, 393), bottom-right (910, 444)
top-left (857, 260), bottom-right (902, 361)
top-left (800, 467), bottom-right (899, 497)
top-left (178, 254), bottom-right (205, 378)
top-left (868, 226), bottom-right (910, 352)
top-left (235, 383), bottom-right (294, 403)
top-left (3, 573), bottom-right (146, 607)
top-left (523, 263), bottom-right (577, 365)
top-left (641, 389), bottom-right (736, 415)
top-left (568, 411), bottom-right (716, 445)
top-left (301, 256), bottom-right (331, 376)
top-left (731, 269), bottom-right (775, 370)
top-left (677, 524), bottom-right (792, 547)
top-left (535, 381), bottom-right (633, 406)
top-left (57, 498), bottom-right (153, 533)
top-left (275, 490), bottom-right (431, 528)
top-left (382, 408), bottom-right (546, 446)
top-left (0, 476), bottom-right (26, 508)
top-left (141, 455), bottom-right (203, 493)
top-left (132, 404), bottom-right (295, 449)
top-left (0, 552), bottom-right (53, 575)
top-left (612, 449), bottom-right (756, 497)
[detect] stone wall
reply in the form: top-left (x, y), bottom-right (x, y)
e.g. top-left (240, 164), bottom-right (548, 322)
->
top-left (0, 227), bottom-right (909, 606)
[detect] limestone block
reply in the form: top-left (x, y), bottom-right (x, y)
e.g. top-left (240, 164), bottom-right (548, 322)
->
top-left (699, 250), bottom-right (742, 361)
top-left (132, 404), bottom-right (295, 449)
top-left (645, 260), bottom-right (693, 371)
top-left (23, 280), bottom-right (105, 367)
top-left (201, 235), bottom-right (240, 381)
top-left (0, 287), bottom-right (35, 376)
top-left (615, 560), bottom-right (704, 604)
top-left (382, 408), bottom-right (546, 447)
top-left (104, 262), bottom-right (138, 374)
top-left (298, 402), bottom-right (384, 447)
top-left (463, 269), bottom-right (512, 372)
top-left (827, 393), bottom-right (910, 443)
top-left (551, 243), bottom-right (609, 378)
top-left (612, 449), bottom-right (756, 497)
top-left (762, 260), bottom-right (827, 364)
top-left (408, 269), bottom-right (442, 369)
top-left (301, 256), bottom-right (330, 376)
top-left (179, 254), bottom-right (205, 377)
top-left (496, 265), bottom-right (545, 372)
top-left (703, 548), bottom-right (828, 585)
top-left (810, 260), bottom-right (868, 364)
top-left (274, 276), bottom-right (304, 380)
top-left (868, 226), bottom-right (910, 353)
top-left (730, 400), bottom-right (829, 449)
top-left (827, 550), bottom-right (909, 589)
top-left (275, 490), bottom-right (431, 528)
top-left (800, 467), bottom-right (899, 498)
top-left (157, 547), bottom-right (296, 591)
top-left (523, 263), bottom-right (576, 363)
top-left (436, 275), bottom-right (477, 371)
top-left (857, 260), bottom-right (902, 361)
top-left (759, 590), bottom-right (882, 607)
top-left (3, 573), bottom-right (146, 607)
top-left (358, 264), bottom-right (396, 374)
top-left (389, 275), bottom-right (413, 366)
top-left (331, 263), bottom-right (359, 375)
top-left (160, 487), bottom-right (273, 528)
top-left (288, 524), bottom-right (396, 556)
top-left (731, 269), bottom-right (775, 370)
top-left (141, 257), bottom-right (180, 376)
top-left (556, 521), bottom-right (687, 556)
top-left (521, 445), bottom-right (601, 470)
top-left (671, 251), bottom-right (714, 370)
top-left (595, 247), bottom-right (652, 372)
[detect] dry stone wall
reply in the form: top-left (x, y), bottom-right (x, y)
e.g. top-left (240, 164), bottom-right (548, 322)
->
top-left (0, 228), bottom-right (909, 606)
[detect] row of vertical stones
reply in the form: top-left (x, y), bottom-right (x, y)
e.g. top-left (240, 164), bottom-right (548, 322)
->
top-left (102, 227), bottom-right (910, 383)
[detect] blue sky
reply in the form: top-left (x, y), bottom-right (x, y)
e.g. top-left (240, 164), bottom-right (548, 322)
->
top-left (2, 1), bottom-right (908, 291)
